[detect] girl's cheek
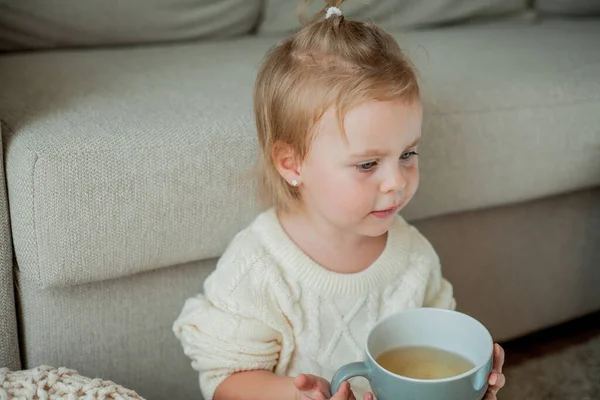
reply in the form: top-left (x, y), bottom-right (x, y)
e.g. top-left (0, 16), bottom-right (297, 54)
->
top-left (406, 163), bottom-right (419, 179)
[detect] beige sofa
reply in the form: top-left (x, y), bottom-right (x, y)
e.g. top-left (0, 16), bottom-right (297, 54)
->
top-left (1, 1), bottom-right (599, 398)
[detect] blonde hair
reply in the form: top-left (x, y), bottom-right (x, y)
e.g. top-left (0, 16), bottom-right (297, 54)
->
top-left (254, 0), bottom-right (420, 211)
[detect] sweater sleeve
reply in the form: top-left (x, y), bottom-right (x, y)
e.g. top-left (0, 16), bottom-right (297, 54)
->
top-left (424, 265), bottom-right (456, 310)
top-left (410, 227), bottom-right (457, 310)
top-left (173, 255), bottom-right (290, 400)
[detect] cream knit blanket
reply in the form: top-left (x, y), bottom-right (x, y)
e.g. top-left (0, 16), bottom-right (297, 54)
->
top-left (0, 366), bottom-right (145, 400)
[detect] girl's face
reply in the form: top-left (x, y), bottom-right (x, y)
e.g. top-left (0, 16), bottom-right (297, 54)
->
top-left (298, 99), bottom-right (422, 238)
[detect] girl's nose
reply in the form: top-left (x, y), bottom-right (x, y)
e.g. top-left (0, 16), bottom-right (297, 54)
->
top-left (380, 166), bottom-right (407, 193)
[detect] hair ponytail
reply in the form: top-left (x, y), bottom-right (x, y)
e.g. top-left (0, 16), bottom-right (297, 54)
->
top-left (299, 0), bottom-right (346, 26)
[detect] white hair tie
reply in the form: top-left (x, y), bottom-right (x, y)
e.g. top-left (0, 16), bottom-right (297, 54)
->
top-left (325, 6), bottom-right (342, 19)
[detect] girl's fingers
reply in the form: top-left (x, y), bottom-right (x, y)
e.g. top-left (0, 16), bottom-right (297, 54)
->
top-left (331, 382), bottom-right (344, 399)
top-left (488, 373), bottom-right (506, 390)
top-left (332, 382), bottom-right (352, 400)
top-left (342, 381), bottom-right (351, 398)
top-left (363, 393), bottom-right (375, 400)
top-left (294, 374), bottom-right (316, 391)
top-left (493, 344), bottom-right (505, 372)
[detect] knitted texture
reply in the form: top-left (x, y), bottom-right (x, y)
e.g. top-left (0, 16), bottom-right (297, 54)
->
top-left (0, 366), bottom-right (145, 400)
top-left (173, 210), bottom-right (456, 399)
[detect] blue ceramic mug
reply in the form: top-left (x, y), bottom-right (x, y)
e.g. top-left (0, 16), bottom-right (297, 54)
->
top-left (331, 308), bottom-right (494, 400)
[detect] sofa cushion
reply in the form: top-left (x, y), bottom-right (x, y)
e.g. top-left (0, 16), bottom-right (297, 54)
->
top-left (1, 20), bottom-right (599, 289)
top-left (0, 0), bottom-right (262, 51)
top-left (258, 0), bottom-right (526, 34)
top-left (537, 0), bottom-right (600, 15)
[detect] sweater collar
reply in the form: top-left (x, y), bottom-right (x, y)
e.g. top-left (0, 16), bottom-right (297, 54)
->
top-left (253, 209), bottom-right (411, 296)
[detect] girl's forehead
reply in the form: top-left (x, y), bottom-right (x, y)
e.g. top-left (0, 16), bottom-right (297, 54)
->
top-left (314, 100), bottom-right (423, 151)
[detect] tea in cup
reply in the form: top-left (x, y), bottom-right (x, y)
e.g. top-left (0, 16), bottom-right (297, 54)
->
top-left (330, 308), bottom-right (494, 400)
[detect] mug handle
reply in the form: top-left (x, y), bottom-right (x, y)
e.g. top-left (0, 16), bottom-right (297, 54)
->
top-left (331, 361), bottom-right (372, 395)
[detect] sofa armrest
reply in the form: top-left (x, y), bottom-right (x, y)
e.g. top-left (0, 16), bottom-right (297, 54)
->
top-left (0, 119), bottom-right (20, 370)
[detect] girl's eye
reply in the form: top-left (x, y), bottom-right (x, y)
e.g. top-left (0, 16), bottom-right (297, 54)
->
top-left (400, 151), bottom-right (419, 161)
top-left (356, 161), bottom-right (378, 172)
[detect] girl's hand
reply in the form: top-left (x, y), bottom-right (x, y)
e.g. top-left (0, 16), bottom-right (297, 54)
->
top-left (330, 382), bottom-right (356, 400)
top-left (294, 375), bottom-right (370, 400)
top-left (294, 374), bottom-right (332, 400)
top-left (331, 383), bottom-right (374, 400)
top-left (484, 344), bottom-right (506, 400)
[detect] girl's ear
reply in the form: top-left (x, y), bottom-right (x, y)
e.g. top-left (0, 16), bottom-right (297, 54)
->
top-left (272, 141), bottom-right (302, 187)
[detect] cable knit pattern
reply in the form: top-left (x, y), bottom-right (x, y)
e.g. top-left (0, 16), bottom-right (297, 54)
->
top-left (173, 210), bottom-right (456, 399)
top-left (0, 365), bottom-right (145, 399)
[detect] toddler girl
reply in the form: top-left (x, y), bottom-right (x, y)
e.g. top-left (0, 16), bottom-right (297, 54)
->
top-left (174, 1), bottom-right (506, 399)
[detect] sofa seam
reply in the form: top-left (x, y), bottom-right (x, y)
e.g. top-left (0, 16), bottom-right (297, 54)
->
top-left (31, 153), bottom-right (40, 287)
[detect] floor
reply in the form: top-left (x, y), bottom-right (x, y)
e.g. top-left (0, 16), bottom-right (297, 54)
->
top-left (501, 311), bottom-right (600, 400)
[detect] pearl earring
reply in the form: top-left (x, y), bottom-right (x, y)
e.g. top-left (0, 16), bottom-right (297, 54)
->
top-left (291, 179), bottom-right (299, 187)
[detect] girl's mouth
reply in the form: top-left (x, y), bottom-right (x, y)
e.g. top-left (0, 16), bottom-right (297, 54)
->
top-left (371, 204), bottom-right (401, 219)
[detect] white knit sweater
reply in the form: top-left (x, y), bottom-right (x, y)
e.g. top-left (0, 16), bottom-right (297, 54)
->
top-left (173, 210), bottom-right (456, 399)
